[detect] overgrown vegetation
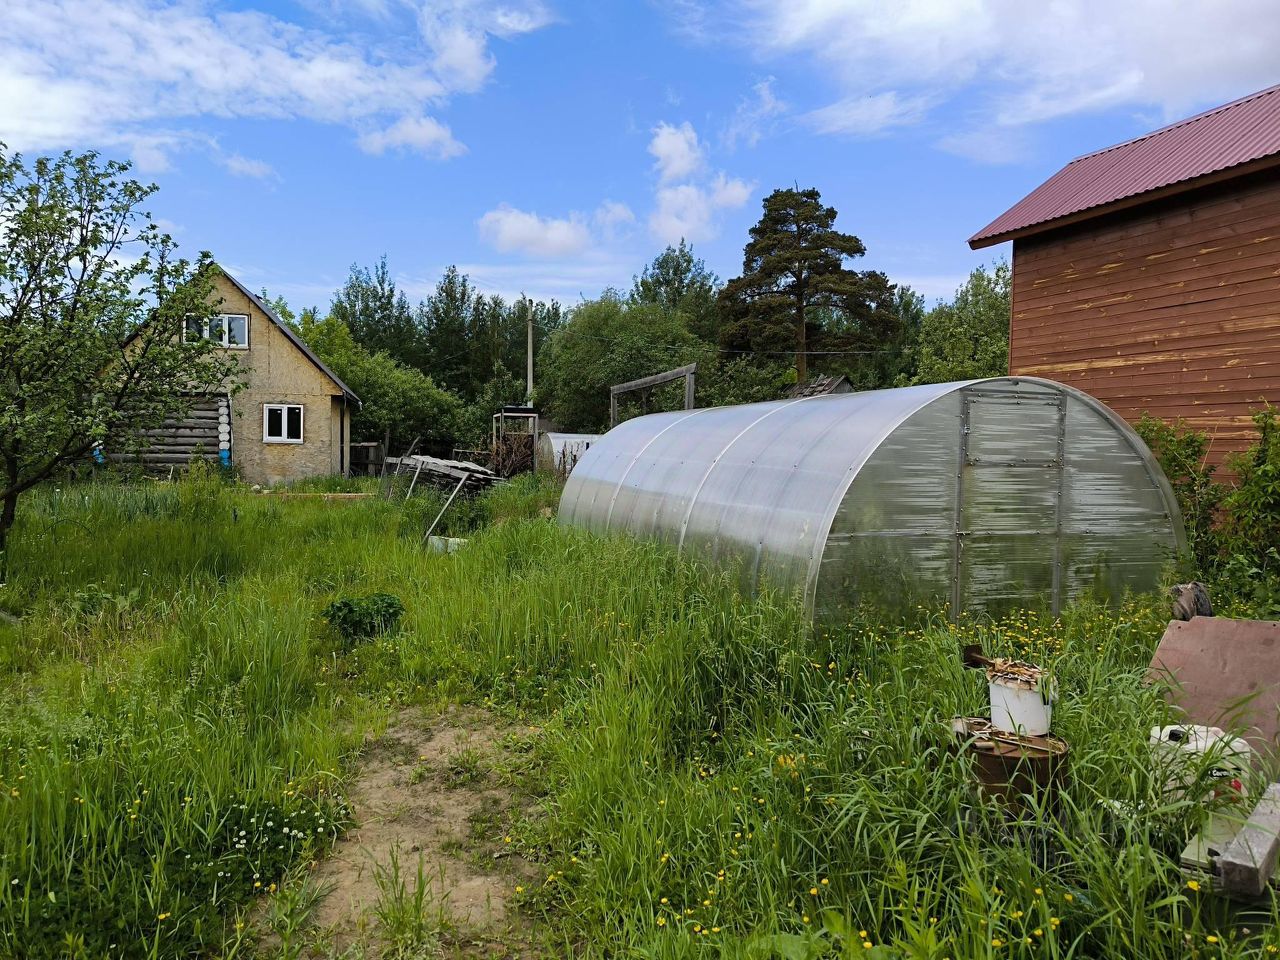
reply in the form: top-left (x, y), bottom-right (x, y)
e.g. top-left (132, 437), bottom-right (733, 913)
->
top-left (1, 475), bottom-right (1277, 958)
top-left (1137, 407), bottom-right (1280, 616)
top-left (323, 592), bottom-right (405, 646)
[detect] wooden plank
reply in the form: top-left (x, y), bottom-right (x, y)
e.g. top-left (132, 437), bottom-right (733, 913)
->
top-left (1045, 369), bottom-right (1275, 396)
top-left (1007, 173), bottom-right (1280, 470)
top-left (1014, 310), bottom-right (1280, 353)
top-left (109, 452), bottom-right (219, 464)
top-left (1016, 341), bottom-right (1280, 375)
top-left (1016, 201), bottom-right (1280, 276)
top-left (1015, 284), bottom-right (1280, 328)
top-left (1024, 354), bottom-right (1277, 384)
top-left (1015, 262), bottom-right (1280, 321)
top-left (1016, 178), bottom-right (1280, 261)
top-left (1019, 226), bottom-right (1280, 283)
top-left (1014, 190), bottom-right (1280, 311)
top-left (610, 363), bottom-right (697, 395)
top-left (1017, 215), bottom-right (1280, 292)
top-left (1014, 315), bottom-right (1280, 359)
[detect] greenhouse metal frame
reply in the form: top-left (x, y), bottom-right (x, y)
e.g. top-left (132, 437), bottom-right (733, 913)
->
top-left (559, 377), bottom-right (1186, 619)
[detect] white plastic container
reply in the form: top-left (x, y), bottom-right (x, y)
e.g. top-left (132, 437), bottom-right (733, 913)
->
top-left (987, 663), bottom-right (1055, 736)
top-left (426, 535), bottom-right (468, 554)
top-left (1149, 723), bottom-right (1252, 795)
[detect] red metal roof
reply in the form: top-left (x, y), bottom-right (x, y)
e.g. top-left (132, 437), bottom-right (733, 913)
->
top-left (969, 83), bottom-right (1280, 248)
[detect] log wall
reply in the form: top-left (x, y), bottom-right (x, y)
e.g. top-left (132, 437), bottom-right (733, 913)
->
top-left (1010, 170), bottom-right (1280, 467)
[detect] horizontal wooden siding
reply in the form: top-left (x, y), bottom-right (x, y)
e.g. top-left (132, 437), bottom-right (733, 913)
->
top-left (1010, 171), bottom-right (1280, 466)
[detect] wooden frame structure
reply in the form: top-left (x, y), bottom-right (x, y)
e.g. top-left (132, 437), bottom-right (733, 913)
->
top-left (610, 363), bottom-right (697, 428)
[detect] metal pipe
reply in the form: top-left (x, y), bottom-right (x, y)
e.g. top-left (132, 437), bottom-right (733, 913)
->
top-left (423, 473), bottom-right (469, 544)
top-left (404, 459), bottom-right (424, 500)
top-left (525, 295), bottom-right (534, 404)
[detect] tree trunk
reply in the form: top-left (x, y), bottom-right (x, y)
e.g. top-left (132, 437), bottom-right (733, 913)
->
top-left (795, 291), bottom-right (808, 383)
top-left (0, 490), bottom-right (16, 582)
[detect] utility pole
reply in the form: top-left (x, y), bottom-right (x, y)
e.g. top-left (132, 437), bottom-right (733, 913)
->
top-left (524, 294), bottom-right (534, 405)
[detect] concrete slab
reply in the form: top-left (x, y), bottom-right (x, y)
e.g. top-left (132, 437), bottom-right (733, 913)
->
top-left (1218, 783), bottom-right (1280, 898)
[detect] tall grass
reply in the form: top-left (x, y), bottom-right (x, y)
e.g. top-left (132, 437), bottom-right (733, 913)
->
top-left (0, 476), bottom-right (1275, 958)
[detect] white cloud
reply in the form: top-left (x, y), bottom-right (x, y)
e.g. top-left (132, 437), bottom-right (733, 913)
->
top-left (648, 121), bottom-right (705, 183)
top-left (650, 174), bottom-right (752, 245)
top-left (723, 76), bottom-right (787, 148)
top-left (122, 133), bottom-right (190, 173)
top-left (701, 0), bottom-right (1280, 158)
top-left (357, 116), bottom-right (466, 158)
top-left (936, 127), bottom-right (1033, 166)
top-left (594, 200), bottom-right (636, 239)
top-left (421, 256), bottom-right (635, 305)
top-left (644, 120), bottom-right (752, 244)
top-left (417, 1), bottom-right (554, 93)
top-left (220, 152), bottom-right (277, 179)
top-left (477, 204), bottom-right (592, 258)
top-left (805, 91), bottom-right (932, 137)
top-left (0, 0), bottom-right (549, 167)
top-left (472, 123), bottom-right (750, 283)
top-left (708, 173), bottom-right (751, 209)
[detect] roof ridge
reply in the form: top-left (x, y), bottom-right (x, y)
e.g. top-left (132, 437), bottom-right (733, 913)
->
top-left (1068, 82), bottom-right (1280, 165)
top-left (971, 80), bottom-right (1280, 248)
top-left (215, 265), bottom-right (360, 404)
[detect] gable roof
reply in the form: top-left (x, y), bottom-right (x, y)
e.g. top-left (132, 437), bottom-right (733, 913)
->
top-left (970, 83), bottom-right (1280, 249)
top-left (217, 268), bottom-right (360, 405)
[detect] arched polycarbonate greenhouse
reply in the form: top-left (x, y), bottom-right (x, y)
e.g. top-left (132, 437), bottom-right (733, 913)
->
top-left (559, 377), bottom-right (1186, 619)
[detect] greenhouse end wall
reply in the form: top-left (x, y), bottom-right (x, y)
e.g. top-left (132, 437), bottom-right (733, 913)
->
top-left (558, 377), bottom-right (1185, 620)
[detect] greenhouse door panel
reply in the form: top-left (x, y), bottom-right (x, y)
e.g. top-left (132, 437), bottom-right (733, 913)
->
top-left (956, 388), bottom-right (1066, 613)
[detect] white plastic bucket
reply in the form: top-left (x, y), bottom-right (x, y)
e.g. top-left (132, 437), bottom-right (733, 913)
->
top-left (988, 673), bottom-right (1055, 736)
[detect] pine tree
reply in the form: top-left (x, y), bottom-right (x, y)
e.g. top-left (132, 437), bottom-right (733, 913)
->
top-left (718, 188), bottom-right (881, 382)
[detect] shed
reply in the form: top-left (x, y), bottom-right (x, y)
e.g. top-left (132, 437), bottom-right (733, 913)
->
top-left (559, 377), bottom-right (1185, 620)
top-left (536, 432), bottom-right (599, 474)
top-left (970, 82), bottom-right (1280, 466)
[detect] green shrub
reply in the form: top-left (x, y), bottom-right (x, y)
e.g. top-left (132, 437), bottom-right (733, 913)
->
top-left (322, 592), bottom-right (405, 644)
top-left (1137, 408), bottom-right (1280, 616)
top-left (1134, 414), bottom-right (1224, 573)
top-left (1220, 407), bottom-right (1280, 559)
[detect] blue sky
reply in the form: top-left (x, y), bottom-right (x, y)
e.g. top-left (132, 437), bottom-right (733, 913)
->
top-left (3, 0), bottom-right (1278, 311)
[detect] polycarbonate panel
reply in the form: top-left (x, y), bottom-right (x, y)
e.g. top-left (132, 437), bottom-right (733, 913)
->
top-left (562, 382), bottom-right (972, 609)
top-left (961, 535), bottom-right (1057, 610)
top-left (816, 393), bottom-right (962, 619)
top-left (965, 384), bottom-right (1062, 466)
top-left (1056, 394), bottom-right (1185, 604)
top-left (559, 377), bottom-right (1187, 620)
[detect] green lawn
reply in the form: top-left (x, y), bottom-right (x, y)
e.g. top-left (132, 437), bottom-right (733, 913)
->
top-left (0, 474), bottom-right (1275, 959)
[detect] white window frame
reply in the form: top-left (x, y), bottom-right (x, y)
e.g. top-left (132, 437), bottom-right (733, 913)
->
top-left (218, 313), bottom-right (250, 349)
top-left (262, 403), bottom-right (304, 444)
top-left (186, 313), bottom-right (249, 349)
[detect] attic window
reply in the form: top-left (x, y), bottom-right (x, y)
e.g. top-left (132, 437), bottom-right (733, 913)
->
top-left (186, 313), bottom-right (249, 349)
top-left (263, 404), bottom-right (304, 444)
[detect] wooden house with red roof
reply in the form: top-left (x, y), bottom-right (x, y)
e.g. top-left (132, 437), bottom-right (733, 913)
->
top-left (971, 83), bottom-right (1280, 465)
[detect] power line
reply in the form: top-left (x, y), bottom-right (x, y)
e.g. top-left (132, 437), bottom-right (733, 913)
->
top-left (566, 331), bottom-right (902, 357)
